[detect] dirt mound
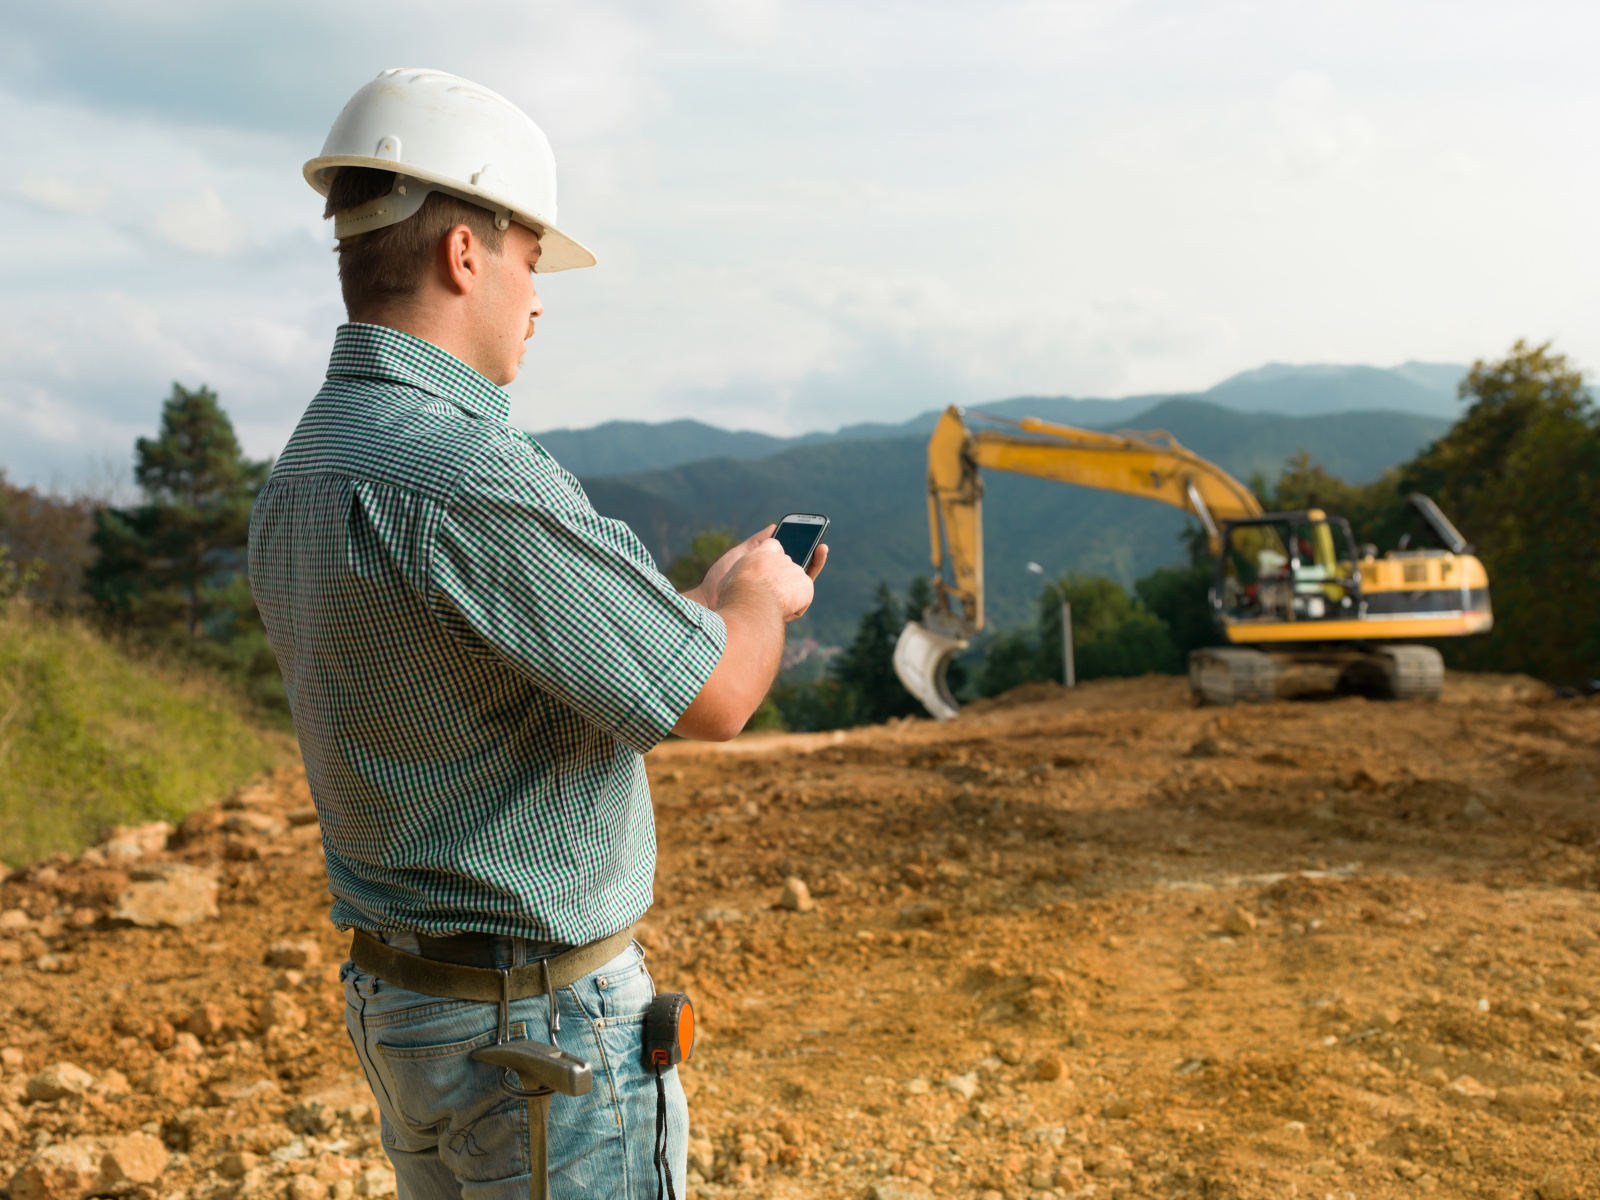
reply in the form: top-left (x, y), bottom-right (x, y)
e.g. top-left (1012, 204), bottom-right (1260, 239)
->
top-left (2, 673), bottom-right (1599, 1200)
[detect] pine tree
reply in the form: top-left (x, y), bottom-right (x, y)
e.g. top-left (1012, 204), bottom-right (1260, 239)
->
top-left (89, 384), bottom-right (268, 639)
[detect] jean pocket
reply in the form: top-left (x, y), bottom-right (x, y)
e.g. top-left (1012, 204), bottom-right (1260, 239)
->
top-left (593, 951), bottom-right (654, 1023)
top-left (373, 1019), bottom-right (527, 1144)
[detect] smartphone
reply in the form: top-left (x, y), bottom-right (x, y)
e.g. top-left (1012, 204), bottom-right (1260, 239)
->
top-left (773, 513), bottom-right (829, 569)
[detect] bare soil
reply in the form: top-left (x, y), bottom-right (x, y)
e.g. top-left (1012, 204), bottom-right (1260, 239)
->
top-left (3, 672), bottom-right (1600, 1200)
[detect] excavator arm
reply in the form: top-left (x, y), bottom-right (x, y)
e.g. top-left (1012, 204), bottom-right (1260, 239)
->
top-left (925, 406), bottom-right (1262, 632)
top-left (896, 406), bottom-right (1263, 719)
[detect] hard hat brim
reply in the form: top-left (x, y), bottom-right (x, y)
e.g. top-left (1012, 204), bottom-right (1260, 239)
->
top-left (303, 155), bottom-right (596, 273)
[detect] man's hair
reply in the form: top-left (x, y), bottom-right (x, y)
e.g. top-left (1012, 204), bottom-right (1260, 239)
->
top-left (323, 167), bottom-right (507, 317)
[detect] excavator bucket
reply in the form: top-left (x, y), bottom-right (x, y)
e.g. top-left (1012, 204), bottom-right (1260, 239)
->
top-left (893, 621), bottom-right (969, 721)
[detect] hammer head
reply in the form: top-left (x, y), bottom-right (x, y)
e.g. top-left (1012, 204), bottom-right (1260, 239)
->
top-left (472, 1042), bottom-right (593, 1097)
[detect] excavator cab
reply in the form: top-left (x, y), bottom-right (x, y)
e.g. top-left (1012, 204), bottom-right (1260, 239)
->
top-left (1216, 510), bottom-right (1360, 626)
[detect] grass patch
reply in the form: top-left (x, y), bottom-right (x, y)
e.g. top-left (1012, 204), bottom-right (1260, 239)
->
top-left (0, 606), bottom-right (295, 866)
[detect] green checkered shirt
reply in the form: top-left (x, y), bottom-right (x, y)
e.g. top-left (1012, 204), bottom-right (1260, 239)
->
top-left (248, 323), bottom-right (726, 943)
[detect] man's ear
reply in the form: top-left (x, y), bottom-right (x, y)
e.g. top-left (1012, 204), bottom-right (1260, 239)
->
top-left (439, 225), bottom-right (480, 296)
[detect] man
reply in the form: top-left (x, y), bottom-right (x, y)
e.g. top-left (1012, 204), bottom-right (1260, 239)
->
top-left (248, 69), bottom-right (825, 1199)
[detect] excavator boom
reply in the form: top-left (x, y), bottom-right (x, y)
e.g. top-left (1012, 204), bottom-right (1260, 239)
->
top-left (923, 406), bottom-right (1262, 633)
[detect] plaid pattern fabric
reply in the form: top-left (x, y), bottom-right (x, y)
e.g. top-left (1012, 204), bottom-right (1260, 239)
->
top-left (248, 323), bottom-right (726, 943)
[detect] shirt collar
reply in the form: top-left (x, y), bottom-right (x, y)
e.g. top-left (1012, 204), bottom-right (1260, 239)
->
top-left (326, 322), bottom-right (512, 423)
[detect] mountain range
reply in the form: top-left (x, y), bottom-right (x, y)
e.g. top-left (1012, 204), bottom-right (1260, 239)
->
top-left (532, 360), bottom-right (1466, 476)
top-left (542, 361), bottom-right (1466, 648)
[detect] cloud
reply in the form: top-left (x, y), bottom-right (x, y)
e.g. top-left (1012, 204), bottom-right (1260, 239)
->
top-left (154, 187), bottom-right (248, 256)
top-left (5, 0), bottom-right (1600, 488)
top-left (15, 175), bottom-right (109, 214)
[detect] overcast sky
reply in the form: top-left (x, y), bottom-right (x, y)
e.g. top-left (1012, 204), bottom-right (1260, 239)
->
top-left (2, 0), bottom-right (1597, 488)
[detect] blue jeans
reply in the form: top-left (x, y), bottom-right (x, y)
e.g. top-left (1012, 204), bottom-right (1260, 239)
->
top-left (342, 941), bottom-right (688, 1200)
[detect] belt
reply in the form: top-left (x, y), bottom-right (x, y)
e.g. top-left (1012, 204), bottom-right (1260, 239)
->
top-left (350, 926), bottom-right (635, 1002)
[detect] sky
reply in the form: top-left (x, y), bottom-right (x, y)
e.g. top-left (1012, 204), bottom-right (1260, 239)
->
top-left (2, 0), bottom-right (1598, 489)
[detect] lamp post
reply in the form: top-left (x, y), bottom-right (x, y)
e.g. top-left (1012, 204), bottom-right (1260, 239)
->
top-left (1027, 562), bottom-right (1075, 688)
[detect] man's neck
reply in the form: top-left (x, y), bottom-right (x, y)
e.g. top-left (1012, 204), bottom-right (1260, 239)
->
top-left (353, 306), bottom-right (493, 382)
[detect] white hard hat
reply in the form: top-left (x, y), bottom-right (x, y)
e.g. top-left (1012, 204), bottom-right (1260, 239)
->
top-left (304, 68), bottom-right (595, 273)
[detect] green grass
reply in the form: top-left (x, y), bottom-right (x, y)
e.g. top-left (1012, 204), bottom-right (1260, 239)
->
top-left (0, 606), bottom-right (294, 867)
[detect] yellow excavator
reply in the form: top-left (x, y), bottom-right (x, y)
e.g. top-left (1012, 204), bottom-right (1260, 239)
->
top-left (892, 406), bottom-right (1493, 716)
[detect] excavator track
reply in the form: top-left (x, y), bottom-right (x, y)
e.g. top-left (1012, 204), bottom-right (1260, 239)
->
top-left (1338, 644), bottom-right (1445, 701)
top-left (1187, 647), bottom-right (1279, 706)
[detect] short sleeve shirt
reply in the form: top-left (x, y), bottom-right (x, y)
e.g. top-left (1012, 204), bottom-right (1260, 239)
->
top-left (247, 323), bottom-right (726, 943)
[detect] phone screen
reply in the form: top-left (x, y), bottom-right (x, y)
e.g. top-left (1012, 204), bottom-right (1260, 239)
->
top-left (773, 514), bottom-right (828, 568)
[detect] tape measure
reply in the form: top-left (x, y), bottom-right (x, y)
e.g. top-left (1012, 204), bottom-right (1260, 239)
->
top-left (643, 991), bottom-right (695, 1068)
top-left (643, 992), bottom-right (695, 1200)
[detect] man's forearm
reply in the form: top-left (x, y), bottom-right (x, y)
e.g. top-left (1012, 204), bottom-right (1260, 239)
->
top-left (672, 578), bottom-right (785, 741)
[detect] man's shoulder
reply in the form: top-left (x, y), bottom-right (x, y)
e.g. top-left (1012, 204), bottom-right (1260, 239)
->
top-left (270, 377), bottom-right (552, 504)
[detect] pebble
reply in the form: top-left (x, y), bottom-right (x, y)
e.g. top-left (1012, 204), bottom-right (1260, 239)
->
top-left (110, 863), bottom-right (219, 928)
top-left (353, 1168), bottom-right (396, 1198)
top-left (1537, 1168), bottom-right (1580, 1200)
top-left (26, 1062), bottom-right (96, 1102)
top-left (186, 1002), bottom-right (226, 1039)
top-left (286, 1175), bottom-right (325, 1200)
top-left (903, 1077), bottom-right (930, 1095)
top-left (1495, 1082), bottom-right (1563, 1111)
top-left (98, 1133), bottom-right (168, 1185)
top-left (260, 995), bottom-right (308, 1034)
top-left (222, 1153), bottom-right (260, 1180)
top-left (780, 877), bottom-right (815, 913)
top-left (8, 1137), bottom-right (103, 1200)
top-left (267, 940), bottom-right (324, 970)
top-left (944, 1072), bottom-right (979, 1100)
top-left (1035, 1056), bottom-right (1066, 1082)
top-left (1223, 906), bottom-right (1258, 936)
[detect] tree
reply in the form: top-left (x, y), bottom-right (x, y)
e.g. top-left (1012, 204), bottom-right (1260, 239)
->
top-left (89, 384), bottom-right (268, 638)
top-left (664, 527), bottom-right (736, 592)
top-left (1399, 340), bottom-right (1600, 682)
top-left (828, 581), bottom-right (925, 726)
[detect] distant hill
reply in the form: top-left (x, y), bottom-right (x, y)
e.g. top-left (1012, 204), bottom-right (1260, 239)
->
top-left (531, 360), bottom-right (1465, 476)
top-left (580, 400), bottom-right (1451, 647)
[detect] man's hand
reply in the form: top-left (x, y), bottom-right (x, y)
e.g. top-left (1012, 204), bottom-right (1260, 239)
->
top-left (674, 530), bottom-right (830, 741)
top-left (682, 525), bottom-right (828, 610)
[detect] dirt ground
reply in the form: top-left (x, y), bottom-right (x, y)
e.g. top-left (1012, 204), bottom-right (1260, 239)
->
top-left (2, 672), bottom-right (1600, 1200)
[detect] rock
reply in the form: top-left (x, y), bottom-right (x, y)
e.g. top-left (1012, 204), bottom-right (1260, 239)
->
top-left (27, 1061), bottom-right (96, 1102)
top-left (1, 1046), bottom-right (25, 1071)
top-left (946, 834), bottom-right (972, 859)
top-left (944, 1072), bottom-right (979, 1100)
top-left (353, 1167), bottom-right (396, 1198)
top-left (266, 940), bottom-right (324, 970)
top-left (8, 1137), bottom-right (103, 1200)
top-left (1307, 1159), bottom-right (1343, 1177)
top-left (778, 877), bottom-right (814, 913)
top-left (898, 901), bottom-right (949, 927)
top-left (1536, 1168), bottom-right (1580, 1200)
top-left (687, 1138), bottom-right (715, 1176)
top-left (100, 821), bottom-right (173, 861)
top-left (149, 1018), bottom-right (175, 1051)
top-left (0, 908), bottom-right (32, 934)
top-left (1445, 1074), bottom-right (1496, 1102)
top-left (1494, 1082), bottom-right (1563, 1111)
top-left (995, 1041), bottom-right (1023, 1065)
top-left (287, 807), bottom-right (320, 827)
top-left (1223, 906), bottom-right (1258, 936)
top-left (111, 863), bottom-right (219, 928)
top-left (186, 1002), bottom-right (227, 1039)
top-left (225, 811), bottom-right (286, 837)
top-left (1069, 1030), bottom-right (1090, 1049)
top-left (222, 1152), bottom-right (260, 1180)
top-left (168, 1032), bottom-right (205, 1062)
top-left (260, 994), bottom-right (308, 1034)
top-left (1395, 1160), bottom-right (1424, 1181)
top-left (206, 1078), bottom-right (280, 1107)
top-left (1035, 1055), bottom-right (1066, 1082)
top-left (99, 1133), bottom-right (168, 1185)
top-left (1420, 1066), bottom-right (1450, 1087)
top-left (903, 1077), bottom-right (930, 1095)
top-left (286, 1175), bottom-right (325, 1200)
top-left (93, 1069), bottom-right (131, 1098)
top-left (1101, 1095), bottom-right (1139, 1119)
top-left (868, 1185), bottom-right (932, 1200)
